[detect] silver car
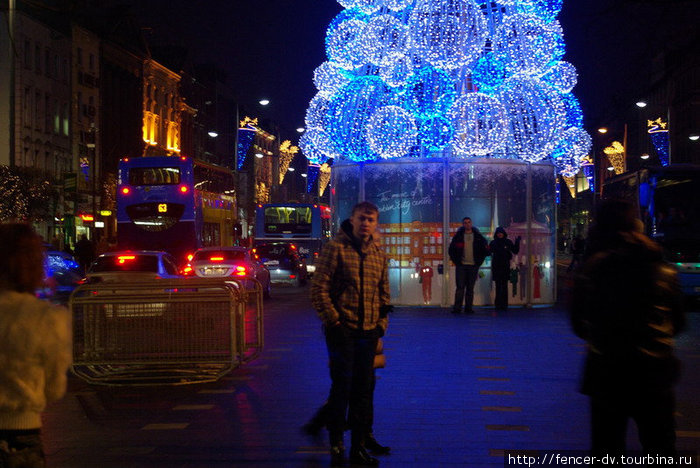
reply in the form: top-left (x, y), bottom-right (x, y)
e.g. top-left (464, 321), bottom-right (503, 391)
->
top-left (87, 250), bottom-right (182, 283)
top-left (188, 246), bottom-right (271, 298)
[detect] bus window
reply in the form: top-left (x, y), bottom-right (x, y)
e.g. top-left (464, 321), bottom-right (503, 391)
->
top-left (129, 167), bottom-right (180, 186)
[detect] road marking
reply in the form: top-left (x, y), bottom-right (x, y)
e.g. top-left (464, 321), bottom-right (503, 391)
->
top-left (476, 365), bottom-right (506, 369)
top-left (474, 349), bottom-right (500, 352)
top-left (486, 424), bottom-right (529, 431)
top-left (475, 356), bottom-right (503, 360)
top-left (172, 405), bottom-right (214, 410)
top-left (480, 390), bottom-right (515, 395)
top-left (141, 423), bottom-right (189, 430)
top-left (478, 377), bottom-right (510, 382)
top-left (482, 406), bottom-right (522, 412)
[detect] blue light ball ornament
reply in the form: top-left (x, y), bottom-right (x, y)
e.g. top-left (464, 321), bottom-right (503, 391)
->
top-left (408, 0), bottom-right (488, 70)
top-left (418, 115), bottom-right (455, 152)
top-left (300, 127), bottom-right (340, 165)
top-left (494, 14), bottom-right (565, 76)
top-left (498, 76), bottom-right (566, 162)
top-left (385, 0), bottom-right (414, 11)
top-left (326, 76), bottom-right (391, 162)
top-left (512, 0), bottom-right (564, 23)
top-left (401, 66), bottom-right (457, 118)
top-left (305, 94), bottom-right (331, 129)
top-left (541, 60), bottom-right (577, 93)
top-left (471, 53), bottom-right (508, 93)
top-left (561, 93), bottom-right (584, 128)
top-left (359, 14), bottom-right (410, 67)
top-left (366, 105), bottom-right (418, 158)
top-left (448, 93), bottom-right (508, 156)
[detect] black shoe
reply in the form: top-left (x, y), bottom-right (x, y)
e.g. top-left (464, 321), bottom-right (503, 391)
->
top-left (330, 445), bottom-right (346, 467)
top-left (364, 434), bottom-right (390, 455)
top-left (464, 309), bottom-right (475, 314)
top-left (451, 308), bottom-right (461, 315)
top-left (349, 446), bottom-right (379, 466)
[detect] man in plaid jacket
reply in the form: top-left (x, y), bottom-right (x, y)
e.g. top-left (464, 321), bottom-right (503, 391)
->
top-left (311, 201), bottom-right (390, 467)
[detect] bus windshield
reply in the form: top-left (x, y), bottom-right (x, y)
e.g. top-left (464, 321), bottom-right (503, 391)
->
top-left (653, 174), bottom-right (699, 241)
top-left (129, 167), bottom-right (181, 186)
top-left (263, 206), bottom-right (313, 234)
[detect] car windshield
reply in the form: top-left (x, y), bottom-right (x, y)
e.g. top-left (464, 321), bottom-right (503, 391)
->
top-left (91, 255), bottom-right (160, 272)
top-left (256, 245), bottom-right (290, 260)
top-left (192, 250), bottom-right (245, 262)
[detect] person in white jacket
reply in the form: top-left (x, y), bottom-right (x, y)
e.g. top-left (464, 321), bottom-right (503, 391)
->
top-left (0, 223), bottom-right (72, 468)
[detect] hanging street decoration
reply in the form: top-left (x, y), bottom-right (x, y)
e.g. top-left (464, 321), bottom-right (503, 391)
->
top-left (300, 0), bottom-right (592, 176)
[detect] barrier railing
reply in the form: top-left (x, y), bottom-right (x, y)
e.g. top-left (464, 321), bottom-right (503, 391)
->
top-left (69, 277), bottom-right (263, 385)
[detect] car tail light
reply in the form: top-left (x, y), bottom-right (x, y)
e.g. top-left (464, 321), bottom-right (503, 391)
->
top-left (117, 255), bottom-right (136, 264)
top-left (210, 256), bottom-right (224, 262)
top-left (179, 185), bottom-right (189, 194)
top-left (121, 187), bottom-right (130, 195)
top-left (234, 266), bottom-right (246, 276)
top-left (290, 244), bottom-right (297, 250)
top-left (290, 274), bottom-right (296, 279)
top-left (186, 253), bottom-right (194, 262)
top-left (181, 265), bottom-right (194, 276)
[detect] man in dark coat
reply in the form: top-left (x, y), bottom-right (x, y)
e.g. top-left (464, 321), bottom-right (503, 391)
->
top-left (73, 234), bottom-right (95, 275)
top-left (570, 199), bottom-right (685, 456)
top-left (489, 227), bottom-right (520, 311)
top-left (448, 217), bottom-right (489, 314)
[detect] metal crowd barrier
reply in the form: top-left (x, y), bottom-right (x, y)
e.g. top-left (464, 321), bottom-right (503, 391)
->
top-left (69, 277), bottom-right (264, 385)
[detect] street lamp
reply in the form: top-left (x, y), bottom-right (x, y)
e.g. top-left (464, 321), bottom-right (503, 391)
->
top-left (259, 99), bottom-right (270, 106)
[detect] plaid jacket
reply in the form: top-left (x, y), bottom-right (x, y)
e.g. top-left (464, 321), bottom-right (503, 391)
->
top-left (311, 220), bottom-right (390, 334)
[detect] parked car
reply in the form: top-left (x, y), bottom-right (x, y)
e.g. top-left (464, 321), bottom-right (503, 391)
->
top-left (86, 250), bottom-right (182, 283)
top-left (186, 246), bottom-right (271, 298)
top-left (255, 242), bottom-right (308, 287)
top-left (38, 250), bottom-right (84, 303)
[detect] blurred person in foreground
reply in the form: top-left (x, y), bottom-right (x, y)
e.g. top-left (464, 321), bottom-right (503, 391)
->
top-left (311, 201), bottom-right (390, 467)
top-left (0, 223), bottom-right (72, 468)
top-left (570, 200), bottom-right (685, 456)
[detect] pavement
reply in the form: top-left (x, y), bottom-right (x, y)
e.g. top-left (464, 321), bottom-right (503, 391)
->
top-left (42, 267), bottom-right (700, 468)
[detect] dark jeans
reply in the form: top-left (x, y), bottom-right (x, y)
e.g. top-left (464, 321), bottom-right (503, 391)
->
top-left (494, 278), bottom-right (509, 310)
top-left (590, 390), bottom-right (676, 456)
top-left (453, 264), bottom-right (479, 312)
top-left (0, 430), bottom-right (45, 468)
top-left (325, 325), bottom-right (378, 444)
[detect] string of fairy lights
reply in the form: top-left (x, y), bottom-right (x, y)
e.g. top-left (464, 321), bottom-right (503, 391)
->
top-left (300, 0), bottom-right (592, 176)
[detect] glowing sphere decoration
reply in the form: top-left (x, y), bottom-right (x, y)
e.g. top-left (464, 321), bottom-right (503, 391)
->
top-left (551, 127), bottom-right (592, 176)
top-left (301, 0), bottom-right (590, 176)
top-left (448, 93), bottom-right (508, 156)
top-left (326, 76), bottom-right (390, 162)
top-left (541, 61), bottom-right (578, 93)
top-left (402, 66), bottom-right (457, 118)
top-left (366, 106), bottom-right (418, 158)
top-left (498, 76), bottom-right (566, 162)
top-left (313, 62), bottom-right (352, 98)
top-left (326, 17), bottom-right (369, 70)
top-left (359, 14), bottom-right (410, 67)
top-left (494, 14), bottom-right (565, 76)
top-left (408, 0), bottom-right (488, 70)
top-left (418, 116), bottom-right (455, 152)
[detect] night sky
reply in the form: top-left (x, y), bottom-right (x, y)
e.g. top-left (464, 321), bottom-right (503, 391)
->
top-left (118, 0), bottom-right (700, 144)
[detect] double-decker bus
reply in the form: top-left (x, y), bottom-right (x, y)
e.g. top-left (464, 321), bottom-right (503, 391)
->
top-left (254, 203), bottom-right (331, 274)
top-left (602, 165), bottom-right (700, 297)
top-left (117, 156), bottom-right (236, 264)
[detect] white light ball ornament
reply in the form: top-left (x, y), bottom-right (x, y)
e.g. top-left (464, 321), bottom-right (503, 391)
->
top-left (305, 94), bottom-right (331, 130)
top-left (359, 15), bottom-right (410, 67)
top-left (408, 0), bottom-right (488, 70)
top-left (313, 62), bottom-right (352, 98)
top-left (326, 18), bottom-right (369, 70)
top-left (380, 55), bottom-right (414, 87)
top-left (551, 126), bottom-right (592, 176)
top-left (494, 14), bottom-right (565, 76)
top-left (402, 66), bottom-right (457, 118)
top-left (337, 0), bottom-right (385, 15)
top-left (498, 76), bottom-right (566, 162)
top-left (366, 106), bottom-right (418, 158)
top-left (448, 93), bottom-right (507, 157)
top-left (384, 0), bottom-right (414, 11)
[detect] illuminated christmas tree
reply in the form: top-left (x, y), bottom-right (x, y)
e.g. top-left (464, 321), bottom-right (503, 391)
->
top-left (300, 0), bottom-right (591, 177)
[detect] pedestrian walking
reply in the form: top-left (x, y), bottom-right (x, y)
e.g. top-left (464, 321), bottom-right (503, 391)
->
top-left (448, 217), bottom-right (489, 314)
top-left (0, 223), bottom-right (72, 468)
top-left (570, 199), bottom-right (685, 456)
top-left (489, 227), bottom-right (521, 311)
top-left (311, 201), bottom-right (391, 467)
top-left (567, 234), bottom-right (585, 272)
top-left (73, 234), bottom-right (95, 275)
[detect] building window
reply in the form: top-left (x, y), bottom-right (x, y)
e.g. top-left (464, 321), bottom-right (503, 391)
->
top-left (77, 47), bottom-right (83, 66)
top-left (23, 87), bottom-right (31, 128)
top-left (35, 91), bottom-right (41, 130)
top-left (62, 102), bottom-right (69, 136)
top-left (24, 39), bottom-right (31, 69)
top-left (35, 44), bottom-right (41, 72)
top-left (89, 53), bottom-right (95, 71)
